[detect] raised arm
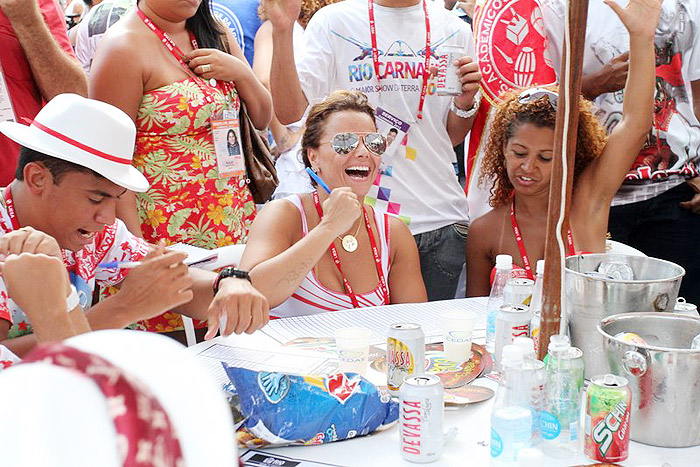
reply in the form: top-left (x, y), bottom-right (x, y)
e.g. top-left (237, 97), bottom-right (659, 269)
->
top-left (240, 189), bottom-right (361, 307)
top-left (386, 217), bottom-right (427, 303)
top-left (578, 0), bottom-right (660, 206)
top-left (1, 0), bottom-right (87, 99)
top-left (267, 0), bottom-right (309, 124)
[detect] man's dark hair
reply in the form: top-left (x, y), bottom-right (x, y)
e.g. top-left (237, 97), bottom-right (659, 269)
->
top-left (15, 146), bottom-right (102, 184)
top-left (389, 128), bottom-right (398, 135)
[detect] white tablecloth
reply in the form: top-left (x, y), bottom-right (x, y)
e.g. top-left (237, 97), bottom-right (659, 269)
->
top-left (189, 300), bottom-right (698, 467)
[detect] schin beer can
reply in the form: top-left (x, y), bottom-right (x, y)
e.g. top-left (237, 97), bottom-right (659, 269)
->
top-left (504, 278), bottom-right (535, 307)
top-left (585, 374), bottom-right (632, 462)
top-left (436, 45), bottom-right (463, 96)
top-left (494, 304), bottom-right (530, 369)
top-left (387, 323), bottom-right (425, 393)
top-left (399, 374), bottom-right (444, 463)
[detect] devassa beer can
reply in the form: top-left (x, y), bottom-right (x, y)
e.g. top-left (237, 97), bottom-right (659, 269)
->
top-left (585, 374), bottom-right (632, 462)
top-left (436, 45), bottom-right (463, 96)
top-left (387, 323), bottom-right (425, 393)
top-left (400, 374), bottom-right (444, 463)
top-left (504, 278), bottom-right (535, 307)
top-left (494, 304), bottom-right (530, 370)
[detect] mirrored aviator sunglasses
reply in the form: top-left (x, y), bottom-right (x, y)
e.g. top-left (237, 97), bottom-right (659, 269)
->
top-left (517, 88), bottom-right (558, 110)
top-left (330, 132), bottom-right (387, 156)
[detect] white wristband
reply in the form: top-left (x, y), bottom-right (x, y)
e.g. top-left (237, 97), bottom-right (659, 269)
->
top-left (66, 284), bottom-right (80, 312)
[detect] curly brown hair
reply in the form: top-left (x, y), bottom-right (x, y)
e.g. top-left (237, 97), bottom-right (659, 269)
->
top-left (479, 87), bottom-right (607, 208)
top-left (259, 0), bottom-right (343, 28)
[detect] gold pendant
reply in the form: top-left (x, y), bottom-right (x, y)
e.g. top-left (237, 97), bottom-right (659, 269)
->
top-left (341, 235), bottom-right (358, 252)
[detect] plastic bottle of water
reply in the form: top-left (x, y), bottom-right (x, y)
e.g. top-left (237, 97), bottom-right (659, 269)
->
top-left (513, 337), bottom-right (545, 446)
top-left (486, 254), bottom-right (513, 353)
top-left (529, 260), bottom-right (544, 354)
top-left (490, 345), bottom-right (533, 466)
top-left (541, 334), bottom-right (580, 458)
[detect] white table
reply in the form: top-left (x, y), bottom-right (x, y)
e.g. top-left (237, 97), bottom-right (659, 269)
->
top-left (189, 300), bottom-right (698, 467)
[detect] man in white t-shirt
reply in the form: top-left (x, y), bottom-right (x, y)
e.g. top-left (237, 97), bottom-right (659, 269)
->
top-left (268, 0), bottom-right (481, 300)
top-left (543, 0), bottom-right (700, 304)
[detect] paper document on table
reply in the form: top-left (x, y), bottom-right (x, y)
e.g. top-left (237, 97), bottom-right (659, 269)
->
top-left (262, 298), bottom-right (488, 345)
top-left (194, 342), bottom-right (336, 386)
top-left (167, 242), bottom-right (218, 267)
top-left (241, 450), bottom-right (343, 467)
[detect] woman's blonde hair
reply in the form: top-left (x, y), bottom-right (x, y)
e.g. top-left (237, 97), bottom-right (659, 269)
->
top-left (479, 87), bottom-right (607, 207)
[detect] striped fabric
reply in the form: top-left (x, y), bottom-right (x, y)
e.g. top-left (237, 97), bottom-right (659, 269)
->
top-left (271, 195), bottom-right (391, 318)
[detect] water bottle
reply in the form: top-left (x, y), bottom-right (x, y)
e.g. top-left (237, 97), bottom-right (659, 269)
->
top-left (541, 334), bottom-right (580, 458)
top-left (513, 337), bottom-right (545, 446)
top-left (486, 254), bottom-right (513, 353)
top-left (490, 345), bottom-right (533, 466)
top-left (529, 260), bottom-right (544, 353)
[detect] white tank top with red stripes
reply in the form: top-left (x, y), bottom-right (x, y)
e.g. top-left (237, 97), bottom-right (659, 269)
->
top-left (271, 195), bottom-right (391, 318)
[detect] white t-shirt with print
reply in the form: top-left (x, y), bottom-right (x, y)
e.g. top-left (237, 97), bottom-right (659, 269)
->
top-left (542, 0), bottom-right (700, 204)
top-left (297, 0), bottom-right (472, 234)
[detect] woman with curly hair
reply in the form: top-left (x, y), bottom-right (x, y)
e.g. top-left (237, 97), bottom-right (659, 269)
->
top-left (466, 0), bottom-right (660, 296)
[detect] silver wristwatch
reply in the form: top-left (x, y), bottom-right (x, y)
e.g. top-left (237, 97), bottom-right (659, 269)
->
top-left (450, 94), bottom-right (480, 119)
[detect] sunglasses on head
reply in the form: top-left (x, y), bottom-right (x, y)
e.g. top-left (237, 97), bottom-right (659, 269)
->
top-left (327, 132), bottom-right (387, 156)
top-left (517, 88), bottom-right (558, 109)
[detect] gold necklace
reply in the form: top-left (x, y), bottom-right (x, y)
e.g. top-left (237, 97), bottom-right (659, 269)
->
top-left (337, 211), bottom-right (363, 253)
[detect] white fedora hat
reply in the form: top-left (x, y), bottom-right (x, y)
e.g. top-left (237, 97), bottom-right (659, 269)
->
top-left (0, 94), bottom-right (149, 192)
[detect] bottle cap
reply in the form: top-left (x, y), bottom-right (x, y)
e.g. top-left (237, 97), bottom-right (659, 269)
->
top-left (536, 260), bottom-right (545, 275)
top-left (548, 334), bottom-right (570, 354)
top-left (513, 337), bottom-right (536, 358)
top-left (501, 345), bottom-right (524, 367)
top-left (495, 254), bottom-right (513, 269)
top-left (518, 448), bottom-right (545, 467)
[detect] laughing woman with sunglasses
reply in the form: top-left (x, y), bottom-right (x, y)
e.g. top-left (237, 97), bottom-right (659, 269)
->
top-left (240, 91), bottom-right (427, 317)
top-left (466, 0), bottom-right (660, 296)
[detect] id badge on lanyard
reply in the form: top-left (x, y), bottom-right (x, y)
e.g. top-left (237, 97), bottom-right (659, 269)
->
top-left (211, 99), bottom-right (244, 177)
top-left (0, 61), bottom-right (16, 124)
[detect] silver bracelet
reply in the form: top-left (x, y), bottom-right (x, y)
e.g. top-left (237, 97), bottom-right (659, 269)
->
top-left (450, 95), bottom-right (480, 119)
top-left (66, 284), bottom-right (80, 312)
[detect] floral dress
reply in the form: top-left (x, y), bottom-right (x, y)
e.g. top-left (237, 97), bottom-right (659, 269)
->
top-left (130, 77), bottom-right (256, 332)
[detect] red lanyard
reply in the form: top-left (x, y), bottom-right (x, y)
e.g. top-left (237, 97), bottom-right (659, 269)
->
top-left (136, 7), bottom-right (232, 103)
top-left (312, 191), bottom-right (389, 307)
top-left (368, 0), bottom-right (431, 121)
top-left (3, 186), bottom-right (19, 230)
top-left (510, 199), bottom-right (575, 280)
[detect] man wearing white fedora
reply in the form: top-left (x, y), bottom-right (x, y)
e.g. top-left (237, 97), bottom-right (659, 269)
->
top-left (0, 93), bottom-right (269, 357)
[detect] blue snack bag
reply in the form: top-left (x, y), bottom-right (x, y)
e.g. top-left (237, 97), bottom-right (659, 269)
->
top-left (223, 364), bottom-right (399, 448)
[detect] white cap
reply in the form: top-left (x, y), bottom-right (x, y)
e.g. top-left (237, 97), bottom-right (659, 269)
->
top-left (495, 254), bottom-right (513, 269)
top-left (536, 260), bottom-right (545, 275)
top-left (513, 337), bottom-right (536, 358)
top-left (501, 344), bottom-right (524, 367)
top-left (518, 448), bottom-right (545, 467)
top-left (548, 334), bottom-right (571, 354)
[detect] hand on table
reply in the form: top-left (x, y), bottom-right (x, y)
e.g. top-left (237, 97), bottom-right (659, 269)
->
top-left (205, 277), bottom-right (269, 339)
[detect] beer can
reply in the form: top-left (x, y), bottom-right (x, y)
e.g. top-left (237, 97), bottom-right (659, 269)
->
top-left (674, 297), bottom-right (699, 317)
top-left (494, 305), bottom-right (530, 369)
top-left (387, 323), bottom-right (425, 393)
top-left (399, 374), bottom-right (444, 463)
top-left (504, 278), bottom-right (535, 306)
top-left (436, 45), bottom-right (463, 96)
top-left (585, 374), bottom-right (632, 462)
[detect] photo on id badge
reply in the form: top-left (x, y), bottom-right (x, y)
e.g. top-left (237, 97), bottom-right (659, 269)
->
top-left (212, 116), bottom-right (245, 177)
top-left (375, 107), bottom-right (410, 176)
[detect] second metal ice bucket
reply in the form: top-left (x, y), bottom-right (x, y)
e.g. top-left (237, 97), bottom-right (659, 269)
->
top-left (564, 254), bottom-right (684, 378)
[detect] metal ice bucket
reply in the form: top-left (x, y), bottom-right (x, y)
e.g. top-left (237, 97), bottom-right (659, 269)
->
top-left (598, 313), bottom-right (700, 447)
top-left (565, 254), bottom-right (684, 378)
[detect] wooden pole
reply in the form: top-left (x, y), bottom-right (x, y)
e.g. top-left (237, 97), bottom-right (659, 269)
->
top-left (537, 0), bottom-right (590, 361)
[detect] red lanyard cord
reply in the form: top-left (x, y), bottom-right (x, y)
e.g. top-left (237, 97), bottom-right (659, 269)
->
top-left (312, 191), bottom-right (389, 307)
top-left (368, 0), bottom-right (431, 121)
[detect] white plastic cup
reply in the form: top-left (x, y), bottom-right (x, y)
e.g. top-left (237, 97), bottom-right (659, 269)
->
top-left (334, 327), bottom-right (371, 375)
top-left (440, 310), bottom-right (475, 364)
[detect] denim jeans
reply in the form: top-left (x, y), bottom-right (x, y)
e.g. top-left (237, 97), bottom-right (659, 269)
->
top-left (413, 223), bottom-right (468, 301)
top-left (608, 182), bottom-right (700, 305)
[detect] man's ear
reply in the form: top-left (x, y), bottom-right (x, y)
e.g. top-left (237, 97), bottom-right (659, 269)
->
top-left (23, 162), bottom-right (53, 195)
